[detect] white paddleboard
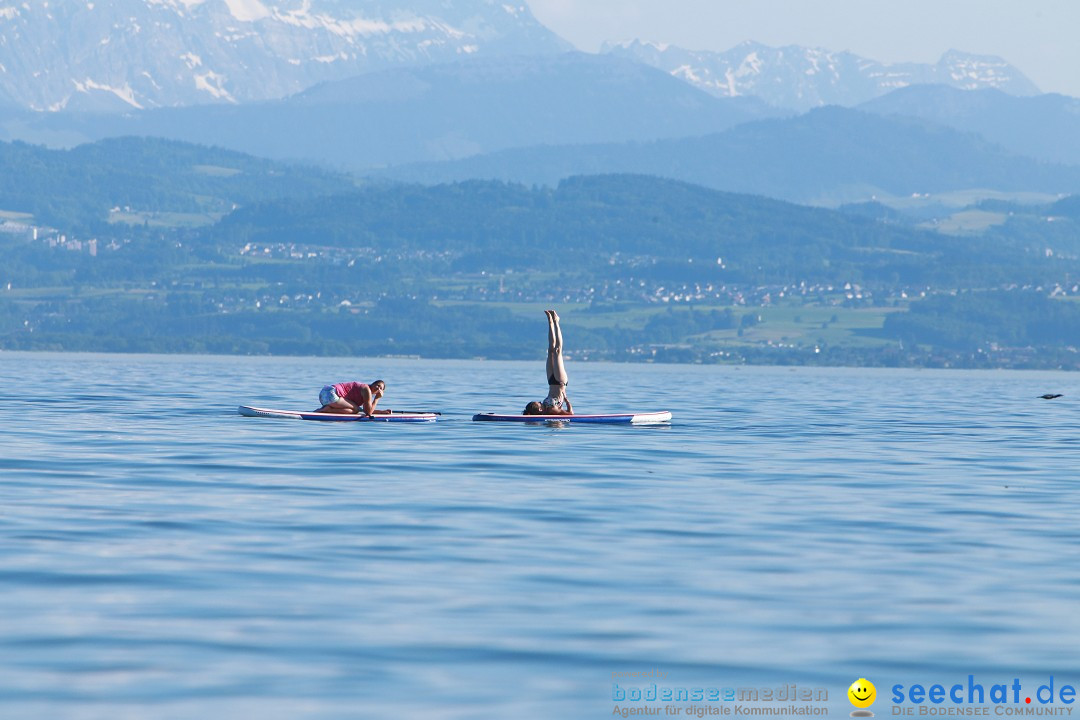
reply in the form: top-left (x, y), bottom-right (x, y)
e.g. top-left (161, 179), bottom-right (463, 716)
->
top-left (471, 411), bottom-right (671, 424)
top-left (239, 406), bottom-right (438, 422)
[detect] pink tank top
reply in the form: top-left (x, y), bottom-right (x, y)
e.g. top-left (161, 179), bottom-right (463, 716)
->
top-left (333, 382), bottom-right (369, 405)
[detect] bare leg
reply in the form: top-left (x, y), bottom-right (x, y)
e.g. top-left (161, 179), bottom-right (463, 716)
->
top-left (546, 310), bottom-right (568, 394)
top-left (545, 310), bottom-right (556, 380)
top-left (316, 400), bottom-right (358, 414)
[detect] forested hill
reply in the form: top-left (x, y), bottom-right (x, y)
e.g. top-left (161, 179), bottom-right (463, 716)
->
top-left (2, 156), bottom-right (1079, 367)
top-left (212, 174), bottom-right (1066, 288)
top-left (0, 137), bottom-right (351, 232)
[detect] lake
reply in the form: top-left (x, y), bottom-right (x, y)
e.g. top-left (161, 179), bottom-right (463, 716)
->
top-left (0, 352), bottom-right (1077, 719)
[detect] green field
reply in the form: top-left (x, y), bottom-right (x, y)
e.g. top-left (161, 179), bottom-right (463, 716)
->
top-left (695, 305), bottom-right (901, 349)
top-left (923, 209), bottom-right (1009, 235)
top-left (876, 188), bottom-right (1059, 210)
top-left (192, 164), bottom-right (243, 178)
top-left (108, 209), bottom-right (226, 228)
top-left (434, 300), bottom-right (901, 350)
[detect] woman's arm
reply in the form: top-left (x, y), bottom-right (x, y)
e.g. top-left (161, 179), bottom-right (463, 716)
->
top-left (361, 386), bottom-right (380, 416)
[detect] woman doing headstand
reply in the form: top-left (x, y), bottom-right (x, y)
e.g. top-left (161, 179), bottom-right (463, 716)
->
top-left (524, 310), bottom-right (573, 416)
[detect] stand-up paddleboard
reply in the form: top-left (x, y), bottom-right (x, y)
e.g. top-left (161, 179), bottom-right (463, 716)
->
top-left (472, 411), bottom-right (671, 424)
top-left (239, 406), bottom-right (438, 422)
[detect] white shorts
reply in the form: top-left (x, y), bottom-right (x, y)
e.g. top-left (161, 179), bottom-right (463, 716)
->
top-left (319, 385), bottom-right (341, 406)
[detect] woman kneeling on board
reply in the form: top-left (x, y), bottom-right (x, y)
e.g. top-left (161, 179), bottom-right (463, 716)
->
top-left (524, 310), bottom-right (574, 416)
top-left (316, 380), bottom-right (387, 416)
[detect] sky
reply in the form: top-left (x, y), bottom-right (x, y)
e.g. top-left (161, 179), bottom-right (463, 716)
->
top-left (526, 0), bottom-right (1080, 97)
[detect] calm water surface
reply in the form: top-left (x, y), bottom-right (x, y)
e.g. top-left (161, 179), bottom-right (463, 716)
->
top-left (0, 353), bottom-right (1077, 719)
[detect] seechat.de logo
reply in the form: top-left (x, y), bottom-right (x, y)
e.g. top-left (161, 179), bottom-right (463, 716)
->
top-left (849, 678), bottom-right (877, 717)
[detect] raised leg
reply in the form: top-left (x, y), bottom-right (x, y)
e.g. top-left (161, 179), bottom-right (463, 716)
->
top-left (545, 310), bottom-right (568, 390)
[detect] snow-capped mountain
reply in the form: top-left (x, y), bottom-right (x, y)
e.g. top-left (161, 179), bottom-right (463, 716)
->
top-left (7, 53), bottom-right (776, 169)
top-left (603, 40), bottom-right (1041, 111)
top-left (0, 0), bottom-right (570, 112)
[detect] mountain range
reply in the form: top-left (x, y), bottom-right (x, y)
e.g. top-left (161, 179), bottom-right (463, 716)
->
top-left (0, 1), bottom-right (1050, 118)
top-left (0, 0), bottom-right (1074, 212)
top-left (378, 106), bottom-right (1080, 205)
top-left (0, 53), bottom-right (779, 169)
top-left (0, 0), bottom-right (569, 111)
top-left (4, 53), bottom-right (1078, 205)
top-left (603, 40), bottom-right (1041, 112)
top-left (859, 85), bottom-right (1080, 166)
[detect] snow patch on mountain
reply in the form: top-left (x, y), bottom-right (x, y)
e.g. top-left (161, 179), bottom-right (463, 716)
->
top-left (146, 0), bottom-right (207, 12)
top-left (72, 78), bottom-right (144, 109)
top-left (604, 40), bottom-right (1041, 111)
top-left (194, 69), bottom-right (234, 100)
top-left (224, 0), bottom-right (271, 22)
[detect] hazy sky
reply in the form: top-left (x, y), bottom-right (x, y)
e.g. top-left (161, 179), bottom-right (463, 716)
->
top-left (526, 0), bottom-right (1079, 97)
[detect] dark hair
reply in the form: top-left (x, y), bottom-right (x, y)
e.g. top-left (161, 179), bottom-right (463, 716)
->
top-left (523, 401), bottom-right (543, 415)
top-left (372, 379), bottom-right (386, 390)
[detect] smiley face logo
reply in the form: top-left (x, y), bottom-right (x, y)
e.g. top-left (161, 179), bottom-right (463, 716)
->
top-left (848, 678), bottom-right (876, 708)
